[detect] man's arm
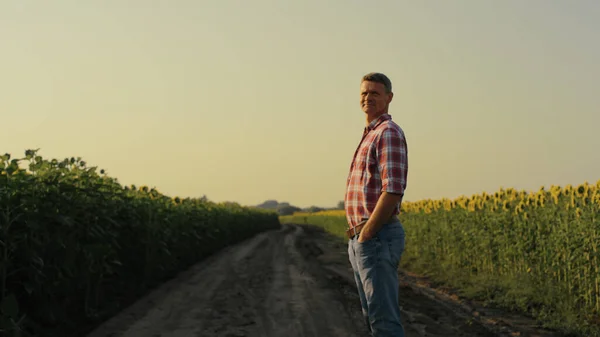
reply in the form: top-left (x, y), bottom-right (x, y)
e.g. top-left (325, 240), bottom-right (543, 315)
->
top-left (358, 191), bottom-right (403, 242)
top-left (358, 127), bottom-right (408, 242)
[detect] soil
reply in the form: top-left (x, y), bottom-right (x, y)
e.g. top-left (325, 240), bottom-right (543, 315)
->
top-left (86, 223), bottom-right (562, 337)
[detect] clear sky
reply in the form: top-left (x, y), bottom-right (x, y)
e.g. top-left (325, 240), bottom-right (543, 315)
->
top-left (1, 0), bottom-right (599, 208)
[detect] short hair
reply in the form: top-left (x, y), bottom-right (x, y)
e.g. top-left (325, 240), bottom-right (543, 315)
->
top-left (361, 72), bottom-right (392, 93)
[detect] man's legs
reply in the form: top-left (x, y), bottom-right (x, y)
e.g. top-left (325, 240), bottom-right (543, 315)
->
top-left (348, 221), bottom-right (406, 337)
top-left (348, 239), bottom-right (372, 334)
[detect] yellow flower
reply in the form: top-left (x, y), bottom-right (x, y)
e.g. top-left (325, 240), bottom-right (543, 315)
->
top-left (570, 194), bottom-right (577, 208)
top-left (564, 184), bottom-right (573, 196)
top-left (593, 192), bottom-right (600, 207)
top-left (576, 183), bottom-right (589, 198)
top-left (551, 188), bottom-right (562, 199)
top-left (478, 199), bottom-right (486, 210)
top-left (536, 197), bottom-right (545, 207)
top-left (514, 201), bottom-right (525, 215)
top-left (582, 195), bottom-right (591, 206)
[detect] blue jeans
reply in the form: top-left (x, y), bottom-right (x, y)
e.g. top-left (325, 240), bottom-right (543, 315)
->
top-left (348, 220), bottom-right (406, 337)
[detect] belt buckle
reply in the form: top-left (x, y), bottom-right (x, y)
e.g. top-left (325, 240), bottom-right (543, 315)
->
top-left (352, 219), bottom-right (368, 239)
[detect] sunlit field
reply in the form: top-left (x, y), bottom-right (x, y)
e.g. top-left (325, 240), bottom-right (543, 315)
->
top-left (281, 181), bottom-right (600, 336)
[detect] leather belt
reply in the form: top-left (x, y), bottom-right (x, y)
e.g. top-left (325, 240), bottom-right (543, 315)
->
top-left (346, 215), bottom-right (398, 239)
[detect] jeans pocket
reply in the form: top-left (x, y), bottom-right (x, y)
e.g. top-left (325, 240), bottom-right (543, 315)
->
top-left (357, 236), bottom-right (379, 249)
top-left (356, 237), bottom-right (381, 268)
top-left (386, 236), bottom-right (405, 267)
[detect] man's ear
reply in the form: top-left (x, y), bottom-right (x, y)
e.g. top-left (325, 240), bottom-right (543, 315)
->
top-left (387, 92), bottom-right (394, 104)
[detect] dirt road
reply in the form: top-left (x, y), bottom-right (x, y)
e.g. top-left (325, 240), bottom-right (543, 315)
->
top-left (86, 224), bottom-right (560, 337)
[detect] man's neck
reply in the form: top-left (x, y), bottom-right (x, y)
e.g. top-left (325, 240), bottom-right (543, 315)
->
top-left (366, 111), bottom-right (387, 125)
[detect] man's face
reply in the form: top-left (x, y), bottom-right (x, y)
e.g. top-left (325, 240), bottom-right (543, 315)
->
top-left (360, 81), bottom-right (393, 117)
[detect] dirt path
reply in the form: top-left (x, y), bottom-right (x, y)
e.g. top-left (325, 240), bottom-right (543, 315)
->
top-left (86, 224), bottom-right (561, 337)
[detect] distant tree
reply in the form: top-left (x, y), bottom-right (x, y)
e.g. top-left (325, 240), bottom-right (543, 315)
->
top-left (337, 201), bottom-right (345, 210)
top-left (221, 201), bottom-right (241, 207)
top-left (307, 206), bottom-right (324, 213)
top-left (277, 204), bottom-right (301, 216)
top-left (256, 200), bottom-right (279, 209)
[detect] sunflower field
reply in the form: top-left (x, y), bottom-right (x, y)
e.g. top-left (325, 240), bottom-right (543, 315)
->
top-left (280, 181), bottom-right (600, 336)
top-left (0, 149), bottom-right (280, 337)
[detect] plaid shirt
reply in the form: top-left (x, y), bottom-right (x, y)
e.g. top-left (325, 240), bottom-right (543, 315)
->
top-left (344, 114), bottom-right (408, 229)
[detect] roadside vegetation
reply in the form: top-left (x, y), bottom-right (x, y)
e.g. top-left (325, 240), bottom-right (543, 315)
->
top-left (0, 149), bottom-right (280, 337)
top-left (281, 181), bottom-right (600, 337)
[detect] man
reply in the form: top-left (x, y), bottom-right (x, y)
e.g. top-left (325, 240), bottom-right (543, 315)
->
top-left (344, 72), bottom-right (408, 337)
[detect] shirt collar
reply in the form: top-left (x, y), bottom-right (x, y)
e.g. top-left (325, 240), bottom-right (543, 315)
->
top-left (366, 113), bottom-right (391, 131)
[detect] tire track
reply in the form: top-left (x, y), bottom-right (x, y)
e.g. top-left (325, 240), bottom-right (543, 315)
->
top-left (87, 223), bottom-right (548, 337)
top-left (86, 224), bottom-right (365, 337)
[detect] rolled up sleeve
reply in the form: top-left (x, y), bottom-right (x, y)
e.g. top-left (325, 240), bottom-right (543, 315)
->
top-left (376, 127), bottom-right (408, 195)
